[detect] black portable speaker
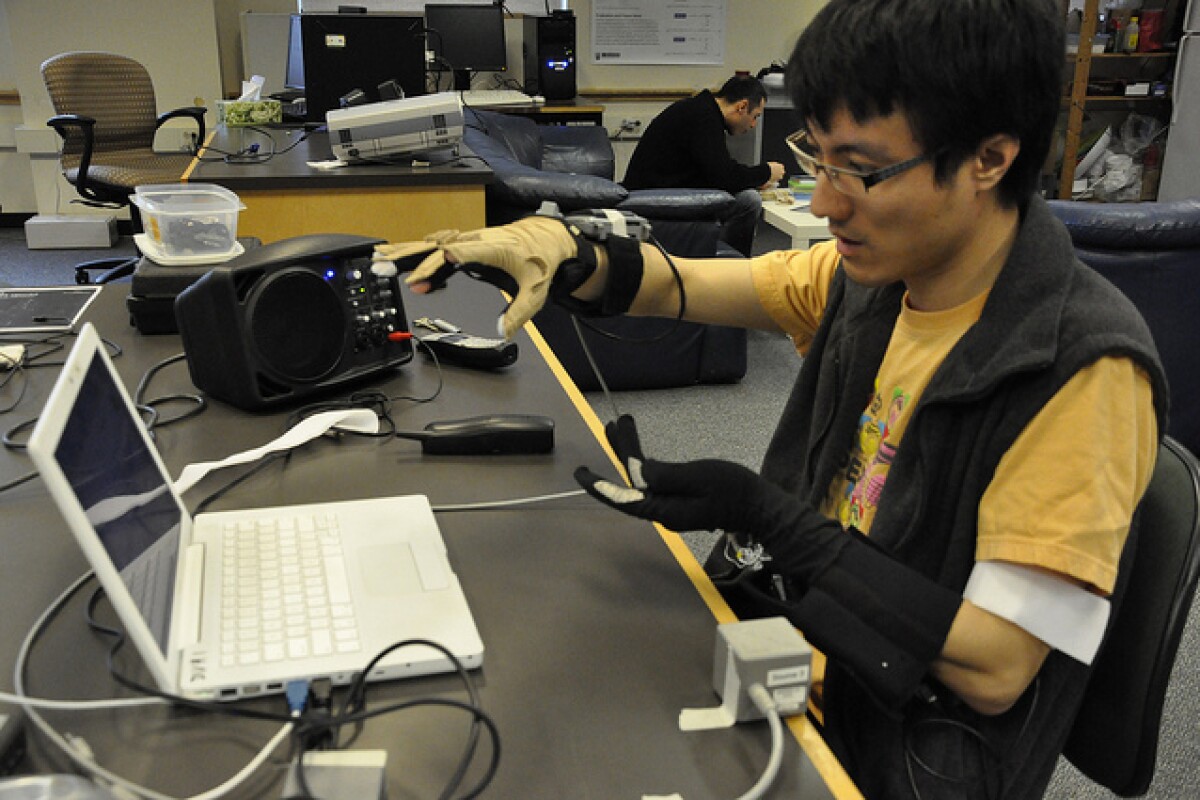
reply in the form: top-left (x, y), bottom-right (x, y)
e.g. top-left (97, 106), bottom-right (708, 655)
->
top-left (174, 233), bottom-right (415, 411)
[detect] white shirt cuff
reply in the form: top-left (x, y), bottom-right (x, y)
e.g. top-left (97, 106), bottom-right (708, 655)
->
top-left (964, 561), bottom-right (1110, 665)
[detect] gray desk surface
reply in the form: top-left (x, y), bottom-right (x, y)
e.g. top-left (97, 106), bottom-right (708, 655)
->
top-left (190, 126), bottom-right (492, 191)
top-left (0, 283), bottom-right (851, 799)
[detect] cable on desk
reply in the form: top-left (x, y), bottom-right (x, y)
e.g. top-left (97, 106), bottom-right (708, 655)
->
top-left (568, 235), bottom-right (688, 423)
top-left (734, 684), bottom-right (785, 800)
top-left (331, 638), bottom-right (498, 800)
top-left (430, 488), bottom-right (587, 512)
top-left (134, 352), bottom-right (207, 433)
top-left (77, 581), bottom-right (500, 799)
top-left (190, 449), bottom-right (290, 516)
top-left (0, 333), bottom-right (121, 496)
top-left (0, 347), bottom-right (28, 414)
top-left (188, 344), bottom-right (444, 515)
top-left (282, 338), bottom-right (445, 441)
top-left (12, 572), bottom-right (294, 800)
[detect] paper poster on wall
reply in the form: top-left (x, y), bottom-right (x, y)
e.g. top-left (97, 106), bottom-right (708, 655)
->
top-left (592, 0), bottom-right (727, 65)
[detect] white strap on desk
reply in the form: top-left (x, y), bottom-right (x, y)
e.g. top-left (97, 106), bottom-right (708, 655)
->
top-left (173, 408), bottom-right (379, 495)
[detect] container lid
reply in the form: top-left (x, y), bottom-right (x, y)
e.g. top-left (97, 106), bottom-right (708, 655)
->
top-left (131, 183), bottom-right (245, 213)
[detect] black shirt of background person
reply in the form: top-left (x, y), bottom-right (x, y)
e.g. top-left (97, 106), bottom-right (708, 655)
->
top-left (622, 89), bottom-right (771, 194)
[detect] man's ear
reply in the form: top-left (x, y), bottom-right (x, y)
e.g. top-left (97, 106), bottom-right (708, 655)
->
top-left (974, 133), bottom-right (1020, 191)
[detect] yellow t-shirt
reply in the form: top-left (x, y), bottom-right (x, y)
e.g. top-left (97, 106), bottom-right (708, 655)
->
top-left (749, 242), bottom-right (1158, 594)
top-left (823, 289), bottom-right (990, 533)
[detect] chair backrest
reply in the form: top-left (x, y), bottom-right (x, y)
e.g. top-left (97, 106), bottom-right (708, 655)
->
top-left (1063, 436), bottom-right (1200, 796)
top-left (41, 51), bottom-right (160, 166)
top-left (1047, 198), bottom-right (1200, 460)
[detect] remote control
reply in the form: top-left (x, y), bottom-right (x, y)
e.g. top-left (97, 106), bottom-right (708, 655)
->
top-left (413, 317), bottom-right (519, 370)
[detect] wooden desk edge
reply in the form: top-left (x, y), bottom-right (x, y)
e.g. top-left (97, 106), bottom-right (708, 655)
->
top-left (182, 130), bottom-right (217, 182)
top-left (579, 89), bottom-right (693, 102)
top-left (525, 320), bottom-right (865, 800)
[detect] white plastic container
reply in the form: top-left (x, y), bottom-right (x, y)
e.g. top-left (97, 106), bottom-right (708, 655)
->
top-left (131, 183), bottom-right (245, 260)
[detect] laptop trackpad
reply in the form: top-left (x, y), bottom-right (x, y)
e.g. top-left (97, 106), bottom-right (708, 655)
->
top-left (360, 543), bottom-right (450, 595)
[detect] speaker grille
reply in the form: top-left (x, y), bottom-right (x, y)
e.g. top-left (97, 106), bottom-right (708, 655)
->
top-left (249, 269), bottom-right (345, 382)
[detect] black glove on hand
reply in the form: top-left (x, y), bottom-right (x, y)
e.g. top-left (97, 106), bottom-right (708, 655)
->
top-left (575, 414), bottom-right (963, 711)
top-left (574, 415), bottom-right (848, 588)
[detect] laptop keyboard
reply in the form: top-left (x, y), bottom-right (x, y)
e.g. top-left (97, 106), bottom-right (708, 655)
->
top-left (218, 511), bottom-right (360, 668)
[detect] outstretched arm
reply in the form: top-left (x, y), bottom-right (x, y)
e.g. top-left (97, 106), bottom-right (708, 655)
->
top-left (374, 214), bottom-right (779, 339)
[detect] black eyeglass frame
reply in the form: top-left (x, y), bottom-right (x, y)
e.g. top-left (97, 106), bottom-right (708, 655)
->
top-left (785, 129), bottom-right (938, 195)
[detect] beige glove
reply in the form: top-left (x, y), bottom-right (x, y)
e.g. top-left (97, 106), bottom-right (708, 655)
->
top-left (373, 216), bottom-right (577, 340)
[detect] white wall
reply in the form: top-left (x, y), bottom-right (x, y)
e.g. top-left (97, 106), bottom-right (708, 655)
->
top-left (0, 3), bottom-right (35, 215)
top-left (571, 1), bottom-right (820, 179)
top-left (1, 0), bottom-right (223, 217)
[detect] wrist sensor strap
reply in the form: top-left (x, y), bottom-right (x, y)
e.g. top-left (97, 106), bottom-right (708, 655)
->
top-left (549, 214), bottom-right (646, 318)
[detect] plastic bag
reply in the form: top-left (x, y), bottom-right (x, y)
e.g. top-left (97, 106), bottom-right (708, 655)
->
top-left (1117, 114), bottom-right (1166, 159)
top-left (1093, 153), bottom-right (1142, 202)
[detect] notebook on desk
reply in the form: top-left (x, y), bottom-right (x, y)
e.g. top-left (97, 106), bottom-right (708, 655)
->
top-left (27, 323), bottom-right (484, 702)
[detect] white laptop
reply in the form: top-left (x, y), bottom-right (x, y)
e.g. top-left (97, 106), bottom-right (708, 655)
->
top-left (28, 323), bottom-right (484, 701)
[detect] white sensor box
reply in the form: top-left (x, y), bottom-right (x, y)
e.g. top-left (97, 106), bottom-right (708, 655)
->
top-left (714, 617), bottom-right (812, 722)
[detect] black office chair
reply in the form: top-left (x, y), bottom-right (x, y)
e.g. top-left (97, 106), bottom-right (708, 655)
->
top-left (40, 51), bottom-right (205, 284)
top-left (1063, 436), bottom-right (1200, 796)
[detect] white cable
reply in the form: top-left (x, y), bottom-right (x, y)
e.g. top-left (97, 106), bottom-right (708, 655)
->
top-left (184, 721), bottom-right (294, 800)
top-left (0, 691), bottom-right (164, 711)
top-left (13, 570), bottom-right (294, 800)
top-left (431, 488), bottom-right (587, 511)
top-left (735, 684), bottom-right (785, 800)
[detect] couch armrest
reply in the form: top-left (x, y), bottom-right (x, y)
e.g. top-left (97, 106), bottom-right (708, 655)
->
top-left (493, 171), bottom-right (629, 212)
top-left (619, 188), bottom-right (736, 220)
top-left (1047, 199), bottom-right (1200, 250)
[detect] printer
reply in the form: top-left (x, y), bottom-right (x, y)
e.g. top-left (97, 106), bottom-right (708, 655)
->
top-left (326, 92), bottom-right (464, 161)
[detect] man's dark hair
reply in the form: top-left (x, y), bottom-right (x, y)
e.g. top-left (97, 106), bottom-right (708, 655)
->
top-left (786, 0), bottom-right (1064, 210)
top-left (715, 75), bottom-right (768, 109)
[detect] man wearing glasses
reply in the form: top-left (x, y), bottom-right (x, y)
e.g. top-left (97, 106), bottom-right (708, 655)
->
top-left (377, 1), bottom-right (1165, 797)
top-left (622, 74), bottom-right (786, 257)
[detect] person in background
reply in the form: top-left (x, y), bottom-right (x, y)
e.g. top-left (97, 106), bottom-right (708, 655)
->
top-left (375, 1), bottom-right (1166, 797)
top-left (622, 75), bottom-right (786, 256)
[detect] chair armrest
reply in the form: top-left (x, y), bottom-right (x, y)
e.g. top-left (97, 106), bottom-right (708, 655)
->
top-left (157, 106), bottom-right (207, 146)
top-left (47, 113), bottom-right (96, 138)
top-left (46, 114), bottom-right (107, 204)
top-left (618, 188), bottom-right (736, 220)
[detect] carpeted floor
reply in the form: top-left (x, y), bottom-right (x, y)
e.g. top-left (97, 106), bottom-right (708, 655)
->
top-left (3, 218), bottom-right (1198, 798)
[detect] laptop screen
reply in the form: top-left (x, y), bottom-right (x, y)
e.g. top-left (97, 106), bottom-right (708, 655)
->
top-left (53, 351), bottom-right (181, 653)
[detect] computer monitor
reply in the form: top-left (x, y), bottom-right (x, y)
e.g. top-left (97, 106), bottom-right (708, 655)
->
top-left (299, 13), bottom-right (427, 122)
top-left (285, 14), bottom-right (305, 91)
top-left (424, 3), bottom-right (507, 91)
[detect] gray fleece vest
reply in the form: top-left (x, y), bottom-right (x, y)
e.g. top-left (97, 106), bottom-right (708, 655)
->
top-left (760, 197), bottom-right (1168, 800)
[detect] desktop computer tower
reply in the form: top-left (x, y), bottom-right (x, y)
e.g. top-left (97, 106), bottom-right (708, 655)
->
top-left (522, 12), bottom-right (576, 101)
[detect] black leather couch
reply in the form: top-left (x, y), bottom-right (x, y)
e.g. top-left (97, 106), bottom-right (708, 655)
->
top-left (1048, 198), bottom-right (1200, 459)
top-left (463, 109), bottom-right (747, 391)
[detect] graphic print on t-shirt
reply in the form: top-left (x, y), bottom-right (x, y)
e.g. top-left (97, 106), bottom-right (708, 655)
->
top-left (835, 383), bottom-right (911, 531)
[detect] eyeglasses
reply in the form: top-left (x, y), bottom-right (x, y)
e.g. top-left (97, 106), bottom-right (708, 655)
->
top-left (785, 129), bottom-right (936, 197)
